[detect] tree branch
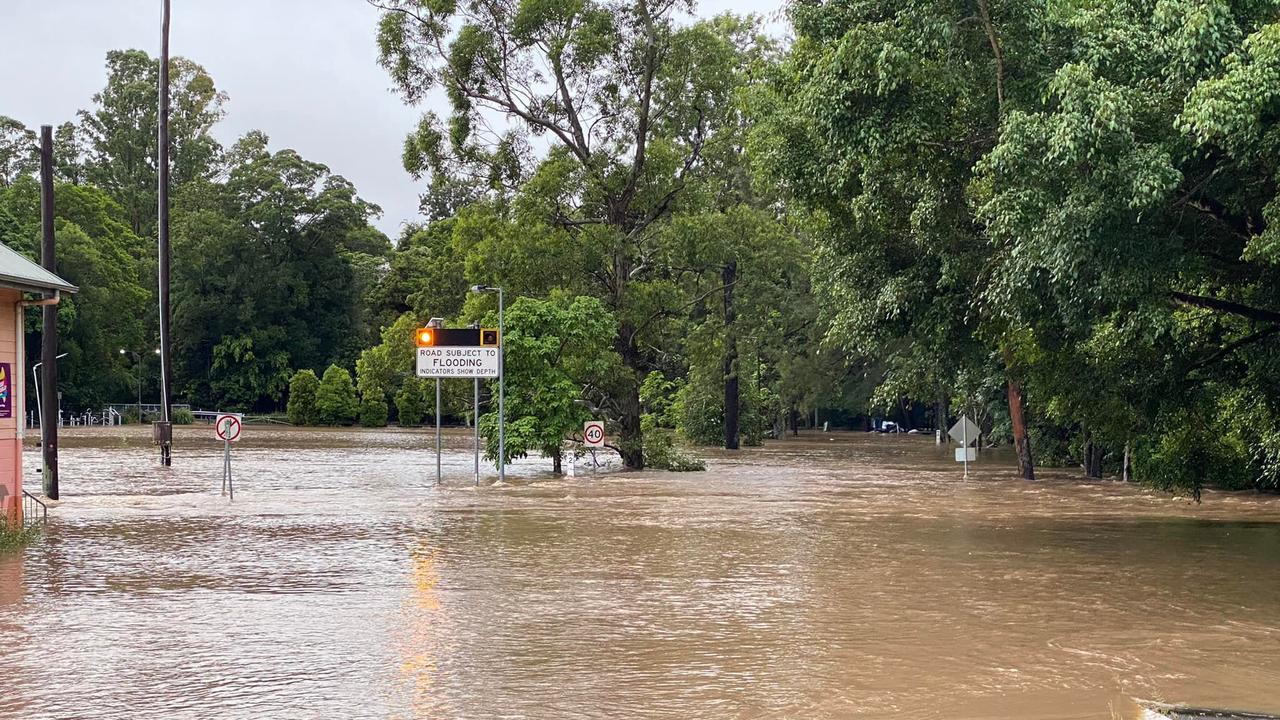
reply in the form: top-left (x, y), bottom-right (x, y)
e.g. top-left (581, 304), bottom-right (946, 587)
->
top-left (1187, 325), bottom-right (1280, 373)
top-left (1171, 291), bottom-right (1280, 324)
top-left (976, 0), bottom-right (1006, 111)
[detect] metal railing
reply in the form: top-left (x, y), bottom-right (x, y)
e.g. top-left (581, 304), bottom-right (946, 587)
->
top-left (21, 490), bottom-right (47, 528)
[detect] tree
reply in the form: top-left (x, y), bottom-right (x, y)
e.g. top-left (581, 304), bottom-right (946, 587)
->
top-left (752, 0), bottom-right (1056, 478)
top-left (79, 49), bottom-right (227, 236)
top-left (171, 132), bottom-right (388, 410)
top-left (360, 388), bottom-right (390, 427)
top-left (478, 295), bottom-right (620, 473)
top-left (374, 2), bottom-right (772, 467)
top-left (0, 177), bottom-right (150, 409)
top-left (286, 369), bottom-right (321, 425)
top-left (0, 117), bottom-right (36, 187)
top-left (395, 376), bottom-right (428, 425)
top-left (316, 364), bottom-right (359, 425)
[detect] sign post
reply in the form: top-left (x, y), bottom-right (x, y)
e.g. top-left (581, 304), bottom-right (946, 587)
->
top-left (948, 415), bottom-right (979, 478)
top-left (416, 322), bottom-right (501, 485)
top-left (584, 420), bottom-right (604, 473)
top-left (215, 413), bottom-right (242, 499)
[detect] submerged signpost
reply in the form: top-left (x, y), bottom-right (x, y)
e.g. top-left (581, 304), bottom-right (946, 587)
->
top-left (216, 413), bottom-right (242, 499)
top-left (948, 415), bottom-right (980, 478)
top-left (416, 324), bottom-right (502, 485)
top-left (583, 420), bottom-right (604, 474)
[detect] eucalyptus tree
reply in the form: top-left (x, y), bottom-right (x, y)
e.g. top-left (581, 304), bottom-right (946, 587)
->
top-left (79, 49), bottom-right (227, 236)
top-left (752, 0), bottom-right (1058, 477)
top-left (0, 117), bottom-right (37, 187)
top-left (373, 0), bottom-right (770, 467)
top-left (976, 0), bottom-right (1280, 490)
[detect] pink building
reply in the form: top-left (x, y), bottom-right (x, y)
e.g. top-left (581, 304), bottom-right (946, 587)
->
top-left (0, 243), bottom-right (76, 525)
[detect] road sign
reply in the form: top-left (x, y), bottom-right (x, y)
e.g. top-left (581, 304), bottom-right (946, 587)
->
top-left (948, 416), bottom-right (980, 446)
top-left (583, 421), bottom-right (605, 448)
top-left (215, 414), bottom-right (242, 442)
top-left (416, 346), bottom-right (500, 378)
top-left (415, 327), bottom-right (501, 347)
top-left (955, 447), bottom-right (977, 462)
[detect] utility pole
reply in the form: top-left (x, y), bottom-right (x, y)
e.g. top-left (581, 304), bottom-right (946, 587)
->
top-left (38, 126), bottom-right (59, 499)
top-left (156, 0), bottom-right (174, 466)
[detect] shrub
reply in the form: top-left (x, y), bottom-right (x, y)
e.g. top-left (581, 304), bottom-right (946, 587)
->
top-left (315, 365), bottom-right (359, 425)
top-left (172, 408), bottom-right (195, 425)
top-left (360, 394), bottom-right (389, 427)
top-left (286, 369), bottom-right (321, 425)
top-left (395, 377), bottom-right (428, 426)
top-left (0, 520), bottom-right (39, 551)
top-left (642, 415), bottom-right (705, 471)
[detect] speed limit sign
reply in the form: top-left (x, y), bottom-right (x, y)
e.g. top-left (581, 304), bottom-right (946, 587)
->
top-left (583, 421), bottom-right (605, 448)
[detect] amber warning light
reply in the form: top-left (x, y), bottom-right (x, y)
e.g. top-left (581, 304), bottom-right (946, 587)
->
top-left (415, 328), bottom-right (435, 347)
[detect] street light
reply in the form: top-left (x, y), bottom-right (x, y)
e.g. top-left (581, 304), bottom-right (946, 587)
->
top-left (33, 352), bottom-right (68, 434)
top-left (119, 348), bottom-right (160, 421)
top-left (470, 284), bottom-right (505, 483)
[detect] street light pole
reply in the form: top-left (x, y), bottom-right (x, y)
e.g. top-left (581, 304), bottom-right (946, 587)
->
top-left (33, 352), bottom-right (68, 458)
top-left (497, 287), bottom-right (504, 484)
top-left (470, 284), bottom-right (506, 484)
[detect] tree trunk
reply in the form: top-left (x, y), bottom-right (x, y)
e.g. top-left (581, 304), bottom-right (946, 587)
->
top-left (1082, 430), bottom-right (1103, 479)
top-left (1006, 377), bottom-right (1035, 480)
top-left (790, 407), bottom-right (799, 437)
top-left (934, 393), bottom-right (949, 445)
top-left (614, 325), bottom-right (645, 469)
top-left (723, 261), bottom-right (740, 450)
top-left (552, 447), bottom-right (563, 476)
top-left (1122, 442), bottom-right (1131, 483)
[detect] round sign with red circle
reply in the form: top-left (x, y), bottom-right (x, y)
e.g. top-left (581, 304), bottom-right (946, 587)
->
top-left (583, 421), bottom-right (605, 448)
top-left (215, 414), bottom-right (242, 442)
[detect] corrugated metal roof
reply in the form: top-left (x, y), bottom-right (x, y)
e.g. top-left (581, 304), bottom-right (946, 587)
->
top-left (0, 242), bottom-right (77, 294)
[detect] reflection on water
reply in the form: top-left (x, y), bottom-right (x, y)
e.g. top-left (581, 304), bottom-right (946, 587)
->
top-left (0, 426), bottom-right (1278, 719)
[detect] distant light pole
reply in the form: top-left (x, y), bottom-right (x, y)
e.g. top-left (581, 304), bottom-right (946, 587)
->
top-left (470, 284), bottom-right (504, 483)
top-left (33, 352), bottom-right (68, 435)
top-left (119, 348), bottom-right (158, 418)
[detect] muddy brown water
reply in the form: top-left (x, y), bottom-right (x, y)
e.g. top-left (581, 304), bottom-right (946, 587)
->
top-left (0, 426), bottom-right (1277, 719)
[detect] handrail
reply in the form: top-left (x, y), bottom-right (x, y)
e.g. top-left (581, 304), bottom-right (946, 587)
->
top-left (21, 490), bottom-right (47, 528)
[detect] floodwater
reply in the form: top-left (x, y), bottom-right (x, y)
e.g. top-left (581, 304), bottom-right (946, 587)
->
top-left (1, 426), bottom-right (1278, 720)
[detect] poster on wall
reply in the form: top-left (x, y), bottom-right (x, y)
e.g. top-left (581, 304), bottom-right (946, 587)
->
top-left (0, 362), bottom-right (11, 418)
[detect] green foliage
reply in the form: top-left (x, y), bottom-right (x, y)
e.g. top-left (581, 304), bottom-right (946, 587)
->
top-left (478, 295), bottom-right (620, 470)
top-left (79, 49), bottom-right (227, 236)
top-left (641, 415), bottom-right (706, 472)
top-left (171, 132), bottom-right (388, 410)
top-left (360, 392), bottom-right (390, 428)
top-left (374, 0), bottom-right (780, 466)
top-left (286, 369), bottom-right (320, 426)
top-left (395, 376), bottom-right (429, 426)
top-left (0, 520), bottom-right (39, 551)
top-left (315, 365), bottom-right (358, 426)
top-left (172, 408), bottom-right (195, 425)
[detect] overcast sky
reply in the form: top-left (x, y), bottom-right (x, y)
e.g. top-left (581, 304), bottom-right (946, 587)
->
top-left (1, 0), bottom-right (786, 239)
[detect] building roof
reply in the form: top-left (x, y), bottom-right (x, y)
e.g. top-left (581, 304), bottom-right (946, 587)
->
top-left (0, 242), bottom-right (77, 294)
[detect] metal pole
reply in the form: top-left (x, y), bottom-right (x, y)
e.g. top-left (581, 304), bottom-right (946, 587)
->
top-left (498, 287), bottom-right (505, 484)
top-left (157, 0), bottom-right (174, 466)
top-left (435, 377), bottom-right (442, 486)
top-left (39, 126), bottom-right (59, 500)
top-left (474, 376), bottom-right (480, 485)
top-left (33, 362), bottom-right (42, 435)
top-left (963, 416), bottom-right (969, 479)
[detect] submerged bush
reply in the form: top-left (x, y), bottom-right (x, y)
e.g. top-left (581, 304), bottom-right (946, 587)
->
top-left (642, 416), bottom-right (705, 471)
top-left (0, 520), bottom-right (39, 551)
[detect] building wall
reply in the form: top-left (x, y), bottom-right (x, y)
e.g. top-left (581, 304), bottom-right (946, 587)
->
top-left (0, 289), bottom-right (21, 525)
